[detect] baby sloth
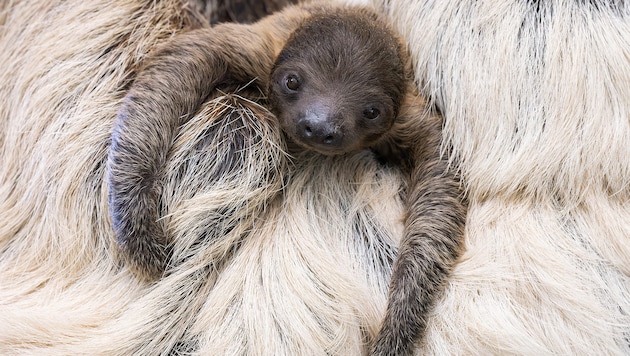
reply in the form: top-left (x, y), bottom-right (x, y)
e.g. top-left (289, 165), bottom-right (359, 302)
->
top-left (107, 4), bottom-right (466, 355)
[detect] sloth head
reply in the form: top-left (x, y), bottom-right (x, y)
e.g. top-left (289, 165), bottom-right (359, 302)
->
top-left (268, 10), bottom-right (407, 156)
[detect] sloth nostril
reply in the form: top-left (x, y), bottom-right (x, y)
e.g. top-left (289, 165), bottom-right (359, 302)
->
top-left (323, 135), bottom-right (334, 144)
top-left (304, 125), bottom-right (313, 136)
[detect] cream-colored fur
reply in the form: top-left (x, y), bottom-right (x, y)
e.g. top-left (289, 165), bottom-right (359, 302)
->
top-left (1, 0), bottom-right (628, 354)
top-left (372, 0), bottom-right (630, 354)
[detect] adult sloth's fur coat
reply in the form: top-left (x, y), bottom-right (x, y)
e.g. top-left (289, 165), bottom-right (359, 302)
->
top-left (372, 0), bottom-right (630, 354)
top-left (0, 0), bottom-right (628, 355)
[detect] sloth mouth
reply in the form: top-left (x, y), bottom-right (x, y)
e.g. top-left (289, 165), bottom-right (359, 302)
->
top-left (283, 131), bottom-right (350, 156)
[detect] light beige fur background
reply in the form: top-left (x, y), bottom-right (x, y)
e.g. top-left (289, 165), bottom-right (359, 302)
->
top-left (373, 1), bottom-right (630, 354)
top-left (0, 0), bottom-right (628, 354)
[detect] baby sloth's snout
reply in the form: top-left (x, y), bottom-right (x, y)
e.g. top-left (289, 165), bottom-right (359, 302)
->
top-left (296, 104), bottom-right (344, 149)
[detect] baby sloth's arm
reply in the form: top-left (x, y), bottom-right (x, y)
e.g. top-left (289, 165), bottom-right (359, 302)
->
top-left (371, 88), bottom-right (467, 355)
top-left (107, 6), bottom-right (311, 280)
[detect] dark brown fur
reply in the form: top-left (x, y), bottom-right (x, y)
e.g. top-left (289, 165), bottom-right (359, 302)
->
top-left (189, 0), bottom-right (300, 25)
top-left (106, 4), bottom-right (467, 355)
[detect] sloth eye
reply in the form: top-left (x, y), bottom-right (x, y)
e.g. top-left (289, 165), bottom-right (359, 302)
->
top-left (363, 107), bottom-right (381, 120)
top-left (285, 75), bottom-right (300, 91)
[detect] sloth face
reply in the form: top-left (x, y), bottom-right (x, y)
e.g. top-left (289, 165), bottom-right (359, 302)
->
top-left (268, 11), bottom-right (406, 156)
top-left (268, 65), bottom-right (396, 155)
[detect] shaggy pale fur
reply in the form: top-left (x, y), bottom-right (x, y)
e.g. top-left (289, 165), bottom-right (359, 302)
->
top-left (370, 0), bottom-right (630, 354)
top-left (0, 0), bottom-right (628, 355)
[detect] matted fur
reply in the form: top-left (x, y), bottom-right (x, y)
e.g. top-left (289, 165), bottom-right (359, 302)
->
top-left (0, 0), bottom-right (628, 356)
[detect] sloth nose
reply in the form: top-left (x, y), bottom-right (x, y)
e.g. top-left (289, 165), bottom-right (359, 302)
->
top-left (298, 115), bottom-right (342, 146)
